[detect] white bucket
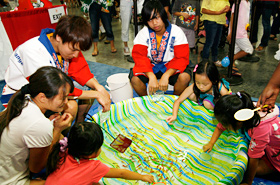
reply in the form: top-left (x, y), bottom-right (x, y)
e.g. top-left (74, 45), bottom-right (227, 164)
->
top-left (106, 73), bottom-right (133, 103)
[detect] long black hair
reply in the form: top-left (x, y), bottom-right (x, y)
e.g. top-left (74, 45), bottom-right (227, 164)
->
top-left (193, 61), bottom-right (221, 103)
top-left (46, 121), bottom-right (104, 176)
top-left (142, 0), bottom-right (169, 29)
top-left (0, 66), bottom-right (74, 140)
top-left (214, 91), bottom-right (260, 131)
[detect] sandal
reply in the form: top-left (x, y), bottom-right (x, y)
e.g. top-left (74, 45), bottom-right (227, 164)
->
top-left (92, 51), bottom-right (99, 56)
top-left (270, 34), bottom-right (276, 40)
top-left (232, 70), bottom-right (242, 77)
top-left (255, 45), bottom-right (266, 52)
top-left (111, 48), bottom-right (117, 53)
top-left (214, 60), bottom-right (222, 67)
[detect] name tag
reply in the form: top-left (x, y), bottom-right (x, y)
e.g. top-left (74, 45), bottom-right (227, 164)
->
top-left (48, 6), bottom-right (65, 24)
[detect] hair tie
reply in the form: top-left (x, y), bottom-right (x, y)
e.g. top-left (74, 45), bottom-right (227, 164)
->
top-left (59, 137), bottom-right (68, 152)
top-left (21, 84), bottom-right (31, 95)
top-left (236, 92), bottom-right (242, 99)
top-left (193, 64), bottom-right (198, 72)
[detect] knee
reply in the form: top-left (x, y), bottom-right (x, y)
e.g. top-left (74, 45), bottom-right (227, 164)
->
top-left (177, 72), bottom-right (191, 86)
top-left (65, 100), bottom-right (78, 119)
top-left (130, 76), bottom-right (144, 87)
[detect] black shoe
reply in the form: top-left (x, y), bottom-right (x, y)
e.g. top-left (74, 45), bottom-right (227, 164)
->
top-left (127, 56), bottom-right (134, 63)
top-left (238, 54), bottom-right (260, 62)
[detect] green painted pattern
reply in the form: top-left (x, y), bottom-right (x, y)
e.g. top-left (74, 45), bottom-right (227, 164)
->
top-left (90, 95), bottom-right (248, 185)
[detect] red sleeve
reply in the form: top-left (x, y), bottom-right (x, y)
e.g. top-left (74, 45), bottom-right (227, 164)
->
top-left (217, 123), bottom-right (226, 131)
top-left (132, 44), bottom-right (154, 75)
top-left (68, 87), bottom-right (83, 97)
top-left (165, 44), bottom-right (189, 72)
top-left (68, 52), bottom-right (94, 86)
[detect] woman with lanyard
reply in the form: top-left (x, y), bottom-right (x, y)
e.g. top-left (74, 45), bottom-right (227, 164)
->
top-left (0, 66), bottom-right (73, 185)
top-left (129, 0), bottom-right (192, 96)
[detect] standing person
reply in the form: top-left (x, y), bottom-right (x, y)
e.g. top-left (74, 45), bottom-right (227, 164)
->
top-left (0, 66), bottom-right (74, 185)
top-left (200, 0), bottom-right (230, 66)
top-left (83, 0), bottom-right (117, 56)
top-left (226, 0), bottom-right (253, 76)
top-left (120, 0), bottom-right (144, 56)
top-left (166, 61), bottom-right (230, 124)
top-left (1, 15), bottom-right (111, 123)
top-left (251, 1), bottom-right (276, 52)
top-left (172, 0), bottom-right (200, 54)
top-left (45, 122), bottom-right (154, 184)
top-left (130, 0), bottom-right (191, 96)
top-left (203, 92), bottom-right (280, 185)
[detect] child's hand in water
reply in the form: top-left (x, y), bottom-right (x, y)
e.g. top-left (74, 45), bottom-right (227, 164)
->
top-left (141, 174), bottom-right (154, 183)
top-left (166, 115), bottom-right (177, 125)
top-left (203, 142), bottom-right (214, 153)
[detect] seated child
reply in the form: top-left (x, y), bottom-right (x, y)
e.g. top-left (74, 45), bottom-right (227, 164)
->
top-left (166, 60), bottom-right (230, 124)
top-left (45, 122), bottom-right (154, 184)
top-left (203, 91), bottom-right (280, 185)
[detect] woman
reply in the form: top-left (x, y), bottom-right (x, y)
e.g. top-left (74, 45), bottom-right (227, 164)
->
top-left (0, 66), bottom-right (74, 185)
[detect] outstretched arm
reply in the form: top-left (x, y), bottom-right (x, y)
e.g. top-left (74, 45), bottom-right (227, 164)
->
top-left (166, 84), bottom-right (194, 124)
top-left (257, 62), bottom-right (280, 110)
top-left (104, 168), bottom-right (154, 183)
top-left (203, 126), bottom-right (223, 152)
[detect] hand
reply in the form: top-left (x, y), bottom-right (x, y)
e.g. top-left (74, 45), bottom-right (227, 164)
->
top-left (181, 12), bottom-right (190, 19)
top-left (203, 142), bottom-right (214, 153)
top-left (95, 84), bottom-right (110, 100)
top-left (227, 34), bottom-right (232, 44)
top-left (141, 174), bottom-right (154, 183)
top-left (96, 91), bottom-right (111, 112)
top-left (49, 113), bottom-right (61, 122)
top-left (148, 77), bottom-right (159, 95)
top-left (220, 5), bottom-right (230, 14)
top-left (166, 115), bottom-right (177, 124)
top-left (158, 75), bottom-right (169, 92)
top-left (194, 24), bottom-right (198, 32)
top-left (53, 113), bottom-right (72, 132)
top-left (257, 84), bottom-right (280, 110)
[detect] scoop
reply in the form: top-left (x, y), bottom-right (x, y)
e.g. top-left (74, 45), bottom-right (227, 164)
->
top-left (200, 152), bottom-right (212, 161)
top-left (234, 105), bottom-right (268, 121)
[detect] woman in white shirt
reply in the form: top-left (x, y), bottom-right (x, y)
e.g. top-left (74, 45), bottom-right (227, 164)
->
top-left (0, 66), bottom-right (74, 185)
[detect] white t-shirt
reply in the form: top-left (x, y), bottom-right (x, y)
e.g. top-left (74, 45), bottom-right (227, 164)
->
top-left (0, 101), bottom-right (53, 185)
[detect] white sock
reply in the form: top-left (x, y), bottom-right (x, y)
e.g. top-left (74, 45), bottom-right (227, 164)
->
top-left (99, 25), bottom-right (105, 33)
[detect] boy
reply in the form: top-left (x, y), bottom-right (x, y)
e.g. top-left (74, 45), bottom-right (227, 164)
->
top-left (130, 0), bottom-right (191, 96)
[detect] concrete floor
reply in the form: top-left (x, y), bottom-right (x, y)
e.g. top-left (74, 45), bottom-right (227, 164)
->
top-left (54, 0), bottom-right (280, 103)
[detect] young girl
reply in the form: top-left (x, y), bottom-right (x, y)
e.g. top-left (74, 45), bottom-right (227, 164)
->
top-left (0, 66), bottom-right (74, 185)
top-left (166, 60), bottom-right (230, 124)
top-left (203, 91), bottom-right (280, 185)
top-left (45, 122), bottom-right (154, 184)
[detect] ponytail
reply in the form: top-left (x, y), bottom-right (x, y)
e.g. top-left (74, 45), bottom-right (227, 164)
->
top-left (0, 84), bottom-right (31, 139)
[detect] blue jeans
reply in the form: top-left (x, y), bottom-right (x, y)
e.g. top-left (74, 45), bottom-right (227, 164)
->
top-left (251, 3), bottom-right (273, 47)
top-left (202, 20), bottom-right (223, 62)
top-left (89, 2), bottom-right (114, 42)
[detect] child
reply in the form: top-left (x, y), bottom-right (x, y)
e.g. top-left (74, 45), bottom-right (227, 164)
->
top-left (200, 0), bottom-right (230, 65)
top-left (166, 60), bottom-right (230, 124)
top-left (226, 0), bottom-right (253, 76)
top-left (203, 91), bottom-right (280, 185)
top-left (172, 0), bottom-right (200, 53)
top-left (130, 0), bottom-right (192, 96)
top-left (45, 122), bottom-right (154, 185)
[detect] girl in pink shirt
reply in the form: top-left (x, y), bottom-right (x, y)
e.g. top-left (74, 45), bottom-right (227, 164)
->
top-left (45, 122), bottom-right (154, 185)
top-left (203, 91), bottom-right (280, 185)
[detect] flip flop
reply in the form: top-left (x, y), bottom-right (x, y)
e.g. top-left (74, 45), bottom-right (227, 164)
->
top-left (111, 48), bottom-right (117, 53)
top-left (232, 70), bottom-right (242, 77)
top-left (232, 67), bottom-right (239, 72)
top-left (92, 51), bottom-right (99, 56)
top-left (255, 46), bottom-right (266, 52)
